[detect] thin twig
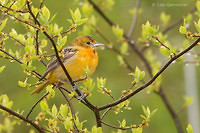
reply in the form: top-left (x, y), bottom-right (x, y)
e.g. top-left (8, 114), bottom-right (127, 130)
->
top-left (158, 87), bottom-right (184, 133)
top-left (0, 104), bottom-right (45, 133)
top-left (88, 0), bottom-right (152, 75)
top-left (2, 32), bottom-right (25, 47)
top-left (127, 0), bottom-right (141, 39)
top-left (58, 88), bottom-right (80, 133)
top-left (0, 3), bottom-right (28, 13)
top-left (101, 121), bottom-right (131, 130)
top-left (26, 92), bottom-right (49, 118)
top-left (88, 0), bottom-right (115, 26)
top-left (6, 12), bottom-right (39, 29)
top-left (98, 37), bottom-right (200, 110)
top-left (94, 25), bottom-right (134, 71)
top-left (100, 107), bottom-right (111, 120)
top-left (162, 7), bottom-right (197, 34)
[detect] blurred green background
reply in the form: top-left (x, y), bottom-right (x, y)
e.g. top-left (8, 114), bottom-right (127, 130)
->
top-left (0, 0), bottom-right (199, 132)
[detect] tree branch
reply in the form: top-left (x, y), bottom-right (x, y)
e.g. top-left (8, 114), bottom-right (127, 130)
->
top-left (98, 37), bottom-right (200, 110)
top-left (127, 0), bottom-right (141, 39)
top-left (26, 92), bottom-right (49, 118)
top-left (158, 88), bottom-right (184, 133)
top-left (0, 104), bottom-right (45, 133)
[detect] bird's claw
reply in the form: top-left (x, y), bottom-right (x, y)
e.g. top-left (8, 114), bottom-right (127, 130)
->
top-left (71, 84), bottom-right (85, 101)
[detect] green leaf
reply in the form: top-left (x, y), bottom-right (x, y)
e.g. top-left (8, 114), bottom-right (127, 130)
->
top-left (179, 26), bottom-right (187, 34)
top-left (0, 18), bottom-right (8, 32)
top-left (132, 127), bottom-right (143, 133)
top-left (0, 95), bottom-right (13, 108)
top-left (120, 42), bottom-right (128, 55)
top-left (52, 104), bottom-right (57, 117)
top-left (18, 78), bottom-right (29, 88)
top-left (117, 101), bottom-right (125, 108)
top-left (70, 8), bottom-right (82, 23)
top-left (142, 21), bottom-right (159, 38)
top-left (160, 12), bottom-right (170, 24)
top-left (46, 86), bottom-right (55, 96)
top-left (74, 8), bottom-right (81, 21)
top-left (194, 20), bottom-right (200, 33)
top-left (82, 2), bottom-right (93, 16)
top-left (91, 126), bottom-right (103, 133)
top-left (83, 78), bottom-right (95, 92)
top-left (42, 6), bottom-right (50, 21)
top-left (64, 117), bottom-right (73, 130)
top-left (133, 67), bottom-right (145, 82)
top-left (150, 108), bottom-right (158, 118)
top-left (97, 77), bottom-right (106, 89)
top-left (76, 18), bottom-right (88, 26)
top-left (49, 13), bottom-right (57, 23)
top-left (21, 63), bottom-right (36, 71)
top-left (184, 96), bottom-right (193, 106)
top-left (0, 66), bottom-right (6, 73)
top-left (18, 81), bottom-right (26, 87)
top-left (0, 0), bottom-right (8, 5)
top-left (112, 25), bottom-right (124, 40)
top-left (117, 55), bottom-right (124, 65)
top-left (160, 46), bottom-right (171, 56)
top-left (13, 0), bottom-right (25, 9)
top-left (59, 104), bottom-right (68, 117)
top-left (41, 39), bottom-right (47, 48)
top-left (121, 119), bottom-right (126, 127)
top-left (186, 124), bottom-right (194, 133)
top-left (196, 1), bottom-right (200, 11)
top-left (40, 100), bottom-right (50, 114)
top-left (82, 65), bottom-right (90, 77)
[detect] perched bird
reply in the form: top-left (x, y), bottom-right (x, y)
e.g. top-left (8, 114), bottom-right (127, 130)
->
top-left (31, 35), bottom-right (104, 95)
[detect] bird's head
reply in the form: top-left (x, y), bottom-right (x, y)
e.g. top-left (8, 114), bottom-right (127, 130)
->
top-left (70, 35), bottom-right (104, 49)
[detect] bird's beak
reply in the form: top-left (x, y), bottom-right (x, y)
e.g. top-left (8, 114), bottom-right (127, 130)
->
top-left (93, 42), bottom-right (104, 47)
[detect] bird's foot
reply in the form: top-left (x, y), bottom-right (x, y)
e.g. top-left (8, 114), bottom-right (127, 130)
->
top-left (72, 84), bottom-right (85, 101)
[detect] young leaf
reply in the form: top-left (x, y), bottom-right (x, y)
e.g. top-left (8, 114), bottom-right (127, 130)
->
top-left (0, 18), bottom-right (8, 32)
top-left (112, 25), bottom-right (124, 40)
top-left (76, 18), bottom-right (88, 26)
top-left (196, 1), bottom-right (200, 11)
top-left (42, 6), bottom-right (50, 21)
top-left (132, 127), bottom-right (143, 133)
top-left (52, 104), bottom-right (58, 117)
top-left (121, 119), bottom-right (126, 127)
top-left (186, 124), bottom-right (194, 133)
top-left (59, 104), bottom-right (68, 117)
top-left (18, 81), bottom-right (26, 87)
top-left (40, 100), bottom-right (50, 114)
top-left (74, 8), bottom-right (81, 21)
top-left (160, 12), bottom-right (170, 25)
top-left (91, 126), bottom-right (103, 133)
top-left (0, 66), bottom-right (6, 73)
top-left (179, 26), bottom-right (187, 34)
top-left (194, 19), bottom-right (200, 33)
top-left (120, 42), bottom-right (128, 55)
top-left (184, 96), bottom-right (193, 107)
top-left (97, 77), bottom-right (106, 89)
top-left (142, 21), bottom-right (159, 38)
top-left (130, 67), bottom-right (145, 82)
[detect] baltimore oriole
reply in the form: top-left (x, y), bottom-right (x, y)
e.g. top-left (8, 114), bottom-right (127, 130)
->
top-left (31, 35), bottom-right (104, 95)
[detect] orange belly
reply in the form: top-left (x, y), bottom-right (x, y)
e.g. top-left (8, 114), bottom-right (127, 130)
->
top-left (48, 48), bottom-right (98, 84)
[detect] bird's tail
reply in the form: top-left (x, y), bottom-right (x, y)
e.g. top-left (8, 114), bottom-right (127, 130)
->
top-left (31, 80), bottom-right (50, 95)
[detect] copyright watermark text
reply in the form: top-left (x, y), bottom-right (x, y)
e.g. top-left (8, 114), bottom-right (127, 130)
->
top-left (152, 2), bottom-right (188, 7)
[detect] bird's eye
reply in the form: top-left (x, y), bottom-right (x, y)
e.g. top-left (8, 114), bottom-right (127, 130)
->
top-left (86, 41), bottom-right (91, 45)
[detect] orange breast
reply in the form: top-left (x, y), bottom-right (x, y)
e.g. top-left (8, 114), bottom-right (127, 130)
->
top-left (48, 47), bottom-right (98, 83)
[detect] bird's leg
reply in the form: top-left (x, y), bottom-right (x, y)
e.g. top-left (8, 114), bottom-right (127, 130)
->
top-left (71, 83), bottom-right (85, 100)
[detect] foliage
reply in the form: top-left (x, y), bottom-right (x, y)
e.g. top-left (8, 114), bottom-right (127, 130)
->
top-left (0, 0), bottom-right (199, 133)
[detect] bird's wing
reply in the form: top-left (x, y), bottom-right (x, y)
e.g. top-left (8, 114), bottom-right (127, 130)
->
top-left (39, 47), bottom-right (78, 81)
